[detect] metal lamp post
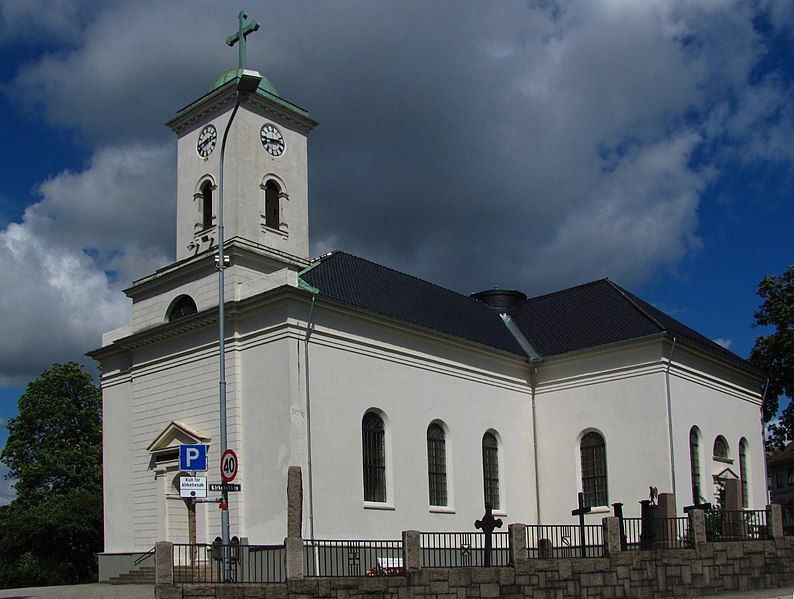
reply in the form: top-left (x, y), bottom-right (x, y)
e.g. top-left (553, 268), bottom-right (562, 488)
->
top-left (217, 68), bottom-right (262, 581)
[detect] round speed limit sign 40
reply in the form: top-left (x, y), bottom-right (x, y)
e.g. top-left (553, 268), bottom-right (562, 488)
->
top-left (220, 449), bottom-right (238, 483)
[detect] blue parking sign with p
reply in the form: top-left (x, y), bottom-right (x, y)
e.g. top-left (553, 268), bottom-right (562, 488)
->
top-left (179, 444), bottom-right (208, 472)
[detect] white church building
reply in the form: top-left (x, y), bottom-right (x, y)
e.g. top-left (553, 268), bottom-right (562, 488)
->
top-left (90, 34), bottom-right (766, 577)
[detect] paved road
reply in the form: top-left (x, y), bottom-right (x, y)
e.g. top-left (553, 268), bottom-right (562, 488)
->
top-left (0, 584), bottom-right (789, 598)
top-left (0, 584), bottom-right (153, 599)
top-left (695, 590), bottom-right (792, 599)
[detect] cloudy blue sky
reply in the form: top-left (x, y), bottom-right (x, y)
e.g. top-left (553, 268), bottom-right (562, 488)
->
top-left (0, 0), bottom-right (791, 502)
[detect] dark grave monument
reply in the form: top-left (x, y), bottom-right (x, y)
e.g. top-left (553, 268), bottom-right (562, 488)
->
top-left (639, 499), bottom-right (658, 549)
top-left (571, 492), bottom-right (592, 557)
top-left (475, 503), bottom-right (503, 567)
top-left (613, 502), bottom-right (627, 551)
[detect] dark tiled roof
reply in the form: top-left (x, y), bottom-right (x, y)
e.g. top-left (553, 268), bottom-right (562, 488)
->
top-left (508, 279), bottom-right (754, 368)
top-left (300, 252), bottom-right (526, 356)
top-left (507, 280), bottom-right (661, 356)
top-left (299, 252), bottom-right (757, 374)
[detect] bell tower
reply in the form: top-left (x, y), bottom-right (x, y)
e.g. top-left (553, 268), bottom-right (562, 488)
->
top-left (166, 12), bottom-right (318, 270)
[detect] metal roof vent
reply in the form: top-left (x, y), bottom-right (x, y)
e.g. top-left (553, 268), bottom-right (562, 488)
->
top-left (470, 289), bottom-right (527, 312)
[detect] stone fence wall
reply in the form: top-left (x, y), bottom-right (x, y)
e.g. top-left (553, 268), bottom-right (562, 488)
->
top-left (154, 505), bottom-right (794, 598)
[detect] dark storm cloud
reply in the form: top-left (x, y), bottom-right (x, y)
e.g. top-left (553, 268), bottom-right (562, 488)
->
top-left (0, 0), bottom-right (791, 383)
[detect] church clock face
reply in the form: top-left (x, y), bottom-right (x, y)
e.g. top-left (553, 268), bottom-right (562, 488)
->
top-left (260, 124), bottom-right (285, 157)
top-left (196, 125), bottom-right (217, 158)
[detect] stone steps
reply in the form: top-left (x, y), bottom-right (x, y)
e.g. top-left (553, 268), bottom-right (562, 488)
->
top-left (108, 565), bottom-right (155, 585)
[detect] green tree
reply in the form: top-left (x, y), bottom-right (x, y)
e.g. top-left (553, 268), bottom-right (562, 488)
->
top-left (749, 266), bottom-right (793, 452)
top-left (0, 362), bottom-right (102, 587)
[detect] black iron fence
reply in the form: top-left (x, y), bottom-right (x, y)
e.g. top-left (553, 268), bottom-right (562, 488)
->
top-left (173, 543), bottom-right (285, 583)
top-left (622, 517), bottom-right (691, 550)
top-left (420, 531), bottom-right (509, 567)
top-left (303, 539), bottom-right (403, 577)
top-left (706, 510), bottom-right (768, 542)
top-left (525, 524), bottom-right (604, 558)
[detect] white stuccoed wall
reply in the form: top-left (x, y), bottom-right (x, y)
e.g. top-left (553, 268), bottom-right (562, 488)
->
top-left (293, 303), bottom-right (535, 541)
top-left (534, 339), bottom-right (672, 523)
top-left (98, 288), bottom-right (766, 553)
top-left (668, 345), bottom-right (765, 510)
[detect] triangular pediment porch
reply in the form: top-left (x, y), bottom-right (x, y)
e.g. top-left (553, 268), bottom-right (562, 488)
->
top-left (712, 467), bottom-right (739, 482)
top-left (147, 420), bottom-right (211, 455)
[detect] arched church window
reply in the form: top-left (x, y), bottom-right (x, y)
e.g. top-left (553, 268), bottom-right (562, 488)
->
top-left (689, 426), bottom-right (702, 503)
top-left (482, 432), bottom-right (500, 510)
top-left (167, 295), bottom-right (198, 322)
top-left (264, 180), bottom-right (280, 229)
top-left (362, 412), bottom-right (386, 502)
top-left (739, 438), bottom-right (748, 508)
top-left (427, 423), bottom-right (447, 507)
top-left (713, 436), bottom-right (730, 460)
top-left (201, 180), bottom-right (213, 230)
top-left (580, 431), bottom-right (607, 507)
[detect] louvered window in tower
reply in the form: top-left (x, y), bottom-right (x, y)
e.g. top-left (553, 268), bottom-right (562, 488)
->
top-left (265, 180), bottom-right (280, 229)
top-left (201, 180), bottom-right (213, 230)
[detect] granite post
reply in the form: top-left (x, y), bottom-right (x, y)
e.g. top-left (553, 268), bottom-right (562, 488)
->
top-left (508, 523), bottom-right (528, 565)
top-left (767, 504), bottom-right (784, 539)
top-left (287, 466), bottom-right (303, 538)
top-left (603, 516), bottom-right (622, 556)
top-left (402, 530), bottom-right (421, 572)
top-left (155, 541), bottom-right (174, 585)
top-left (285, 466), bottom-right (305, 579)
top-left (688, 509), bottom-right (707, 546)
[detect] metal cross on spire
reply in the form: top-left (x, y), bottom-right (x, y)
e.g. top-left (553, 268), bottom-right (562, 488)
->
top-left (226, 10), bottom-right (260, 70)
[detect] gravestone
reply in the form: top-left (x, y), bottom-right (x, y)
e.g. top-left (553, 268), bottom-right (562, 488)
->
top-left (656, 493), bottom-right (677, 547)
top-left (571, 492), bottom-right (592, 557)
top-left (613, 503), bottom-right (627, 551)
top-left (639, 499), bottom-right (657, 549)
top-left (723, 478), bottom-right (746, 538)
top-left (475, 504), bottom-right (503, 567)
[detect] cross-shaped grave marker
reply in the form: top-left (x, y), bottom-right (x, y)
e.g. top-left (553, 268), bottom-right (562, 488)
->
top-left (226, 10), bottom-right (261, 70)
top-left (571, 492), bottom-right (591, 558)
top-left (475, 503), bottom-right (503, 567)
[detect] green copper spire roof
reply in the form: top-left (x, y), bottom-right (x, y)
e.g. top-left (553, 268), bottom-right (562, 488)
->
top-left (208, 68), bottom-right (278, 96)
top-left (169, 11), bottom-right (314, 124)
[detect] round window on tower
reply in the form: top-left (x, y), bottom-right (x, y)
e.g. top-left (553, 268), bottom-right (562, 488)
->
top-left (167, 295), bottom-right (198, 322)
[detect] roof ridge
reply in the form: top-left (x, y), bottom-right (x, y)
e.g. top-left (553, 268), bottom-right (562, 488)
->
top-left (326, 250), bottom-right (489, 304)
top-left (604, 279), bottom-right (666, 333)
top-left (518, 278), bottom-right (611, 306)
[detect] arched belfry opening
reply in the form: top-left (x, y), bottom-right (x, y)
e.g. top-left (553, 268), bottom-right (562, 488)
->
top-left (200, 180), bottom-right (213, 230)
top-left (264, 179), bottom-right (280, 229)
